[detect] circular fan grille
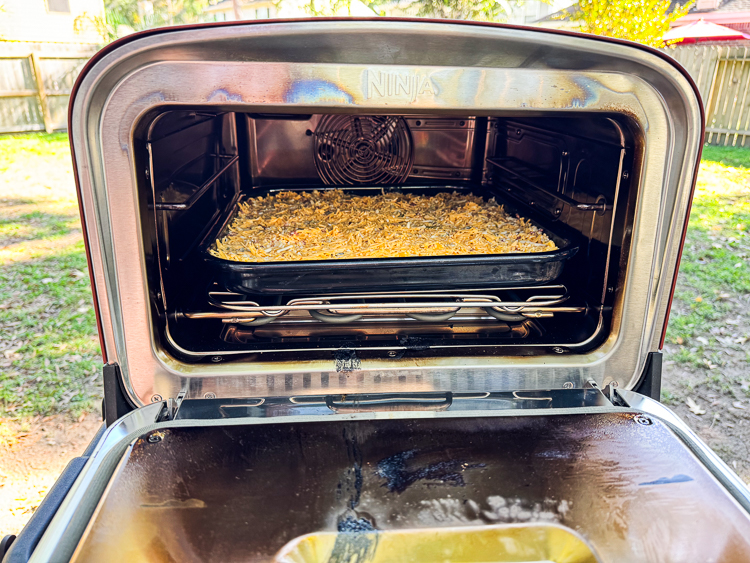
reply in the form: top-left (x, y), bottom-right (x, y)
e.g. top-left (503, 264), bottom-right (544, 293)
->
top-left (313, 115), bottom-right (414, 185)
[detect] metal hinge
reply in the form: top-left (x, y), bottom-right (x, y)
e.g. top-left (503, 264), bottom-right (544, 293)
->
top-left (158, 389), bottom-right (187, 421)
top-left (590, 378), bottom-right (626, 406)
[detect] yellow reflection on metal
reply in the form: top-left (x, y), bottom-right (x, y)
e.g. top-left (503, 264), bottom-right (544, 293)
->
top-left (273, 523), bottom-right (600, 563)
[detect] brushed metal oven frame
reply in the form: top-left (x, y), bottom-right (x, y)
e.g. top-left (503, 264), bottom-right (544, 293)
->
top-left (69, 20), bottom-right (702, 408)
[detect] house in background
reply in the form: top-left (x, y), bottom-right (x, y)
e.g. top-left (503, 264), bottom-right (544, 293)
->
top-left (0, 0), bottom-right (105, 134)
top-left (508, 0), bottom-right (576, 25)
top-left (0, 0), bottom-right (104, 52)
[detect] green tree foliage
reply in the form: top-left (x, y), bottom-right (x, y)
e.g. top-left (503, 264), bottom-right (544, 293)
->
top-left (303, 0), bottom-right (358, 16)
top-left (568, 0), bottom-right (693, 47)
top-left (301, 0), bottom-right (389, 16)
top-left (107, 0), bottom-right (209, 28)
top-left (76, 0), bottom-right (210, 42)
top-left (302, 0), bottom-right (529, 20)
top-left (412, 0), bottom-right (528, 21)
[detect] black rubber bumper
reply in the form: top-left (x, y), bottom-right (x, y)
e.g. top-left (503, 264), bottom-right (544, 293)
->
top-left (2, 424), bottom-right (105, 563)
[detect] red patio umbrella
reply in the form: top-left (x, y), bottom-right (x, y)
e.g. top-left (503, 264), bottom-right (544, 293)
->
top-left (663, 19), bottom-right (750, 44)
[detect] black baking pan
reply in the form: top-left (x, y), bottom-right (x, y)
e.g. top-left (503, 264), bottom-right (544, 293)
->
top-left (202, 186), bottom-right (579, 295)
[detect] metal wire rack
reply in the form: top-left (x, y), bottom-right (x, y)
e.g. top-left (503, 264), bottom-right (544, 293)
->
top-left (181, 285), bottom-right (586, 326)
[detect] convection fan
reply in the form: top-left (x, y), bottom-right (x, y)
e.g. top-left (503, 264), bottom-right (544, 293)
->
top-left (313, 115), bottom-right (414, 185)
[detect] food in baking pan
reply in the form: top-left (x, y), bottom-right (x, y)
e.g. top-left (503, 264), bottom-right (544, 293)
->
top-left (210, 189), bottom-right (557, 262)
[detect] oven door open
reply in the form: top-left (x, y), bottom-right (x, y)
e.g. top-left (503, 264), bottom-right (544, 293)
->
top-left (12, 17), bottom-right (749, 563)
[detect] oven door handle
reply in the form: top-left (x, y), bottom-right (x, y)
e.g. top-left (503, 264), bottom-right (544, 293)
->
top-left (325, 392), bottom-right (453, 412)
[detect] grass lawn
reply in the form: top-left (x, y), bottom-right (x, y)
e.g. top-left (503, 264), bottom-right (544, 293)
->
top-left (0, 133), bottom-right (101, 422)
top-left (0, 134), bottom-right (749, 459)
top-left (658, 145), bottom-right (750, 480)
top-left (2, 132), bottom-right (743, 547)
top-left (663, 147), bottom-right (750, 382)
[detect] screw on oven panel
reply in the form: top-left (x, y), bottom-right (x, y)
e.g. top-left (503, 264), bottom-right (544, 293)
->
top-left (147, 432), bottom-right (164, 443)
top-left (387, 350), bottom-right (398, 358)
top-left (552, 347), bottom-right (565, 354)
top-left (151, 394), bottom-right (163, 403)
top-left (607, 286), bottom-right (614, 294)
top-left (563, 382), bottom-right (574, 389)
top-left (211, 356), bottom-right (223, 363)
top-left (622, 170), bottom-right (630, 179)
top-left (516, 129), bottom-right (522, 135)
top-left (459, 121), bottom-right (465, 127)
top-left (634, 414), bottom-right (653, 426)
top-left (203, 392), bottom-right (216, 399)
top-left (415, 120), bottom-right (422, 126)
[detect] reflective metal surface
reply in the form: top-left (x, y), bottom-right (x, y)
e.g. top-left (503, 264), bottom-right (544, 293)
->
top-left (69, 21), bottom-right (702, 405)
top-left (487, 157), bottom-right (609, 212)
top-left (28, 402), bottom-right (164, 563)
top-left (183, 286), bottom-right (580, 322)
top-left (313, 115), bottom-right (414, 185)
top-left (617, 389), bottom-right (750, 515)
top-left (66, 411), bottom-right (750, 562)
top-left (249, 114), bottom-right (475, 184)
top-left (274, 523), bottom-right (601, 563)
top-left (172, 285), bottom-right (586, 357)
top-left (173, 388), bottom-right (611, 419)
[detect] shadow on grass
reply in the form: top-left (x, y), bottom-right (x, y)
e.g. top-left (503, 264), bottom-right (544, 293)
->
top-left (0, 243), bottom-right (102, 418)
top-left (0, 197), bottom-right (36, 206)
top-left (0, 211), bottom-right (78, 246)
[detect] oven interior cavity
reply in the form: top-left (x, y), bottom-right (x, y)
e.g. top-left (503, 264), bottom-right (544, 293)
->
top-left (136, 110), bottom-right (637, 362)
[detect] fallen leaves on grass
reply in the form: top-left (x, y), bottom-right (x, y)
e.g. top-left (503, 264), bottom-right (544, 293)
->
top-left (686, 397), bottom-right (707, 415)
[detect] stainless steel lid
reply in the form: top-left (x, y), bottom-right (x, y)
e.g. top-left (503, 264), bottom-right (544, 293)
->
top-left (69, 19), bottom-right (702, 407)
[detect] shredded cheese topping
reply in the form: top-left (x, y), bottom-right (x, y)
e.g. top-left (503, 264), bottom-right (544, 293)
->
top-left (210, 190), bottom-right (557, 262)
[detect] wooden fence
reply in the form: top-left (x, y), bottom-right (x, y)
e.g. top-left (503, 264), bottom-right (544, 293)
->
top-left (668, 44), bottom-right (750, 148)
top-left (2, 43), bottom-right (749, 143)
top-left (0, 53), bottom-right (89, 134)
